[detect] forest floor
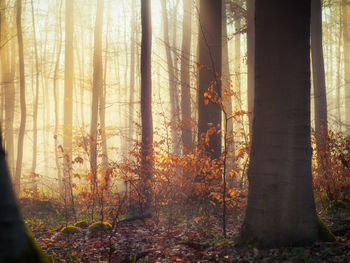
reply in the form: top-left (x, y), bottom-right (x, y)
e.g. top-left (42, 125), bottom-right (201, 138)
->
top-left (26, 206), bottom-right (350, 263)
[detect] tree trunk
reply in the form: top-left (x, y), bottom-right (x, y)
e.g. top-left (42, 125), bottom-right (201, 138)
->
top-left (0, 135), bottom-right (48, 262)
top-left (141, 0), bottom-right (153, 211)
top-left (311, 0), bottom-right (328, 133)
top-left (0, 0), bottom-right (15, 176)
top-left (90, 0), bottom-right (104, 197)
top-left (180, 0), bottom-right (193, 152)
top-left (197, 0), bottom-right (222, 160)
top-left (54, 0), bottom-right (63, 192)
top-left (64, 0), bottom-right (75, 214)
top-left (161, 0), bottom-right (178, 153)
top-left (129, 0), bottom-right (136, 151)
top-left (14, 0), bottom-right (26, 194)
top-left (239, 0), bottom-right (318, 248)
top-left (31, 0), bottom-right (40, 193)
top-left (342, 0), bottom-right (350, 127)
top-left (222, 0), bottom-right (234, 176)
top-left (247, 0), bottom-right (255, 134)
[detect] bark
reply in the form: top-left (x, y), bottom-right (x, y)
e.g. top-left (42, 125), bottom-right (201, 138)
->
top-left (247, 0), bottom-right (255, 134)
top-left (14, 0), bottom-right (26, 194)
top-left (141, 0), bottom-right (153, 211)
top-left (343, 0), bottom-right (350, 127)
top-left (90, 0), bottom-right (104, 192)
top-left (197, 0), bottom-right (222, 159)
top-left (31, 0), bottom-right (40, 193)
top-left (311, 0), bottom-right (328, 134)
top-left (222, 1), bottom-right (234, 175)
top-left (161, 0), bottom-right (178, 153)
top-left (63, 0), bottom-right (75, 214)
top-left (240, 0), bottom-right (318, 248)
top-left (54, 0), bottom-right (63, 192)
top-left (129, 0), bottom-right (136, 150)
top-left (180, 0), bottom-right (193, 152)
top-left (0, 0), bottom-right (15, 176)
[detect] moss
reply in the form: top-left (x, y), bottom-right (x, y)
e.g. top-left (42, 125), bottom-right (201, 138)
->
top-left (2, 229), bottom-right (49, 263)
top-left (74, 220), bottom-right (88, 229)
top-left (88, 221), bottom-right (112, 232)
top-left (60, 225), bottom-right (82, 234)
top-left (317, 215), bottom-right (335, 242)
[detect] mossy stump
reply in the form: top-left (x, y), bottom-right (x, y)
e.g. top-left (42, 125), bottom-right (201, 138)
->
top-left (60, 225), bottom-right (82, 234)
top-left (317, 215), bottom-right (335, 242)
top-left (74, 220), bottom-right (89, 229)
top-left (88, 221), bottom-right (112, 232)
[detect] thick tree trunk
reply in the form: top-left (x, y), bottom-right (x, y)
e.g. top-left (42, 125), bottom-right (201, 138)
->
top-left (197, 0), bottom-right (222, 160)
top-left (14, 0), bottom-right (26, 194)
top-left (0, 0), bottom-right (15, 176)
top-left (247, 0), bottom-right (255, 134)
top-left (180, 0), bottom-right (193, 152)
top-left (141, 0), bottom-right (153, 211)
top-left (240, 0), bottom-right (318, 248)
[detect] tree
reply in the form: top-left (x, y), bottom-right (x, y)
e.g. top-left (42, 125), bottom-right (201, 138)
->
top-left (180, 0), bottom-right (193, 152)
top-left (14, 0), bottom-right (26, 194)
top-left (0, 134), bottom-right (49, 262)
top-left (239, 0), bottom-right (319, 248)
top-left (342, 0), bottom-right (350, 127)
top-left (63, 0), bottom-right (75, 214)
top-left (90, 0), bottom-right (104, 201)
top-left (0, 0), bottom-right (16, 176)
top-left (140, 0), bottom-right (153, 212)
top-left (198, 0), bottom-right (222, 159)
top-left (311, 0), bottom-right (328, 134)
top-left (247, 0), bottom-right (255, 134)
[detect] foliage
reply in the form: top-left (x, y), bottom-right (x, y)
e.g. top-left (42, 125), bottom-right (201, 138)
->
top-left (312, 129), bottom-right (350, 210)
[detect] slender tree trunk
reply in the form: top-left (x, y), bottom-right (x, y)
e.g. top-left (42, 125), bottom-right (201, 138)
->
top-left (90, 0), bottom-right (104, 195)
top-left (129, 0), bottom-right (136, 150)
top-left (311, 0), bottom-right (328, 131)
top-left (239, 0), bottom-right (318, 248)
top-left (54, 0), bottom-right (63, 192)
top-left (180, 0), bottom-right (193, 152)
top-left (343, 0), bottom-right (350, 127)
top-left (64, 0), bottom-right (75, 214)
top-left (222, 1), bottom-right (234, 176)
top-left (31, 0), bottom-right (40, 193)
top-left (337, 2), bottom-right (343, 127)
top-left (14, 0), bottom-right (26, 194)
top-left (247, 0), bottom-right (255, 134)
top-left (141, 0), bottom-right (153, 212)
top-left (161, 0), bottom-right (178, 153)
top-left (198, 0), bottom-right (222, 159)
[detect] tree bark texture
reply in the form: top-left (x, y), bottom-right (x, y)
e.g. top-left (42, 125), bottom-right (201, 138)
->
top-left (141, 0), bottom-right (153, 210)
top-left (240, 0), bottom-right (318, 248)
top-left (198, 0), bottom-right (222, 159)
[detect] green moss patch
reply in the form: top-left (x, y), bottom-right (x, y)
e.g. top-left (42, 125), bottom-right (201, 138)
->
top-left (317, 215), bottom-right (335, 242)
top-left (60, 225), bottom-right (82, 234)
top-left (88, 221), bottom-right (112, 232)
